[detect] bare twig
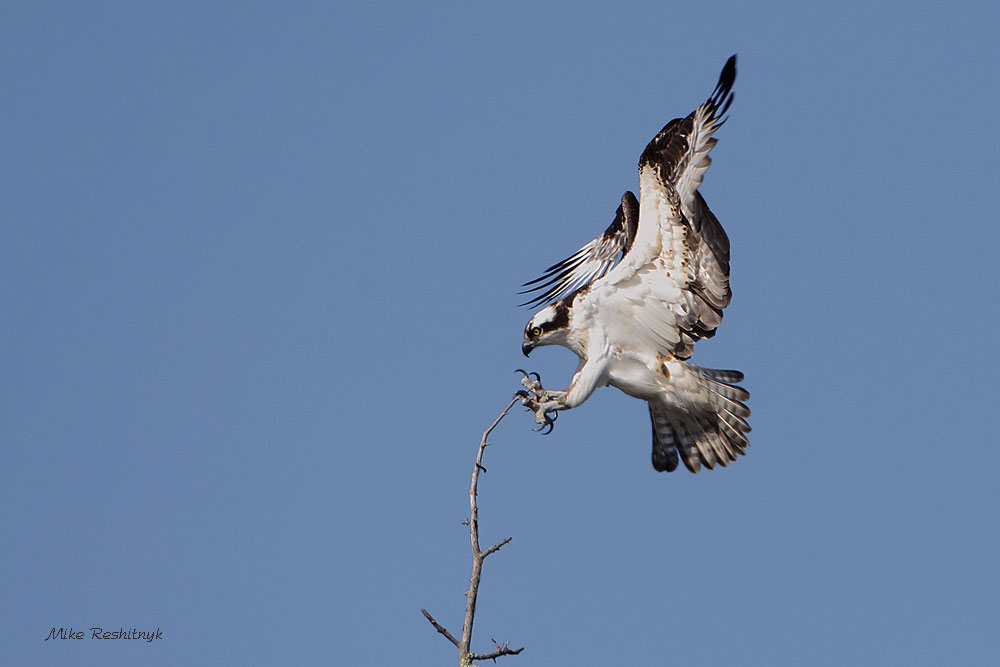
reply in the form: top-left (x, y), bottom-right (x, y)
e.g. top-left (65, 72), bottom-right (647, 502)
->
top-left (421, 609), bottom-right (459, 647)
top-left (481, 536), bottom-right (512, 558)
top-left (422, 395), bottom-right (525, 665)
top-left (470, 639), bottom-right (525, 661)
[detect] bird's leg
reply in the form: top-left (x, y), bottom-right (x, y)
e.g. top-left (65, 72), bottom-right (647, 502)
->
top-left (515, 370), bottom-right (563, 433)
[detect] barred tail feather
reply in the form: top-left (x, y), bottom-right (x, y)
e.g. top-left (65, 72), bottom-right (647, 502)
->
top-left (648, 404), bottom-right (680, 472)
top-left (647, 364), bottom-right (751, 473)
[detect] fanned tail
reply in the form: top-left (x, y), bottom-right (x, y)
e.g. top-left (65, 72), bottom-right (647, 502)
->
top-left (648, 364), bottom-right (750, 473)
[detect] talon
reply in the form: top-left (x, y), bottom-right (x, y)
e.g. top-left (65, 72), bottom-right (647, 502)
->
top-left (516, 370), bottom-right (545, 397)
top-left (514, 389), bottom-right (529, 400)
top-left (536, 413), bottom-right (556, 434)
top-left (530, 407), bottom-right (557, 434)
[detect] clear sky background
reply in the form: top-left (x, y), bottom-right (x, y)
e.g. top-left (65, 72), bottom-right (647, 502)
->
top-left (4, 1), bottom-right (999, 665)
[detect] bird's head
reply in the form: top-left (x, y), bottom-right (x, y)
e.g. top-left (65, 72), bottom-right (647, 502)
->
top-left (522, 303), bottom-right (571, 357)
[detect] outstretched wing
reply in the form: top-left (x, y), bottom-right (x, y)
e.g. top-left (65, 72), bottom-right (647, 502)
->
top-left (519, 192), bottom-right (639, 307)
top-left (639, 55), bottom-right (735, 225)
top-left (587, 55), bottom-right (736, 359)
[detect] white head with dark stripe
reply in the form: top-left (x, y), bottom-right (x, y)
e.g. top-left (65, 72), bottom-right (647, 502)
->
top-left (522, 302), bottom-right (572, 357)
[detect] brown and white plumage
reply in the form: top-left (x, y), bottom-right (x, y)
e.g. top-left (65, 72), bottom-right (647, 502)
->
top-left (520, 55), bottom-right (750, 473)
top-left (519, 192), bottom-right (639, 308)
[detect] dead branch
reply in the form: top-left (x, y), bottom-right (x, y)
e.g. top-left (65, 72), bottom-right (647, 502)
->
top-left (421, 395), bottom-right (525, 666)
top-left (421, 609), bottom-right (459, 647)
top-left (469, 640), bottom-right (525, 661)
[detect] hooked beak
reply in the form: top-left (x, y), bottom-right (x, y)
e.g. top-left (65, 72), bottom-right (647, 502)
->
top-left (522, 340), bottom-right (534, 357)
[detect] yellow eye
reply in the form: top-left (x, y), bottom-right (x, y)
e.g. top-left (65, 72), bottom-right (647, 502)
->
top-left (531, 327), bottom-right (542, 337)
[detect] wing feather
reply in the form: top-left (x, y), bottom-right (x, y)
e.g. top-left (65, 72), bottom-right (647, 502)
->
top-left (520, 192), bottom-right (639, 307)
top-left (583, 56), bottom-right (736, 359)
top-left (639, 55), bottom-right (736, 218)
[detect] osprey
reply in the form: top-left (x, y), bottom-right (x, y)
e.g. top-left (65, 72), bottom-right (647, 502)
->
top-left (518, 55), bottom-right (750, 473)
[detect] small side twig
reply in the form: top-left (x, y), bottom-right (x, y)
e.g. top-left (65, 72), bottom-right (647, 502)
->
top-left (470, 639), bottom-right (525, 661)
top-left (422, 395), bottom-right (525, 666)
top-left (481, 536), bottom-right (512, 558)
top-left (421, 609), bottom-right (458, 647)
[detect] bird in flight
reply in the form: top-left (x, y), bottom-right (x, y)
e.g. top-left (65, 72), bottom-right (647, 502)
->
top-left (517, 55), bottom-right (749, 473)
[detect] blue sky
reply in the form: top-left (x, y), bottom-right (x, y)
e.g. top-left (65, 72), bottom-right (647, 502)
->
top-left (4, 1), bottom-right (999, 665)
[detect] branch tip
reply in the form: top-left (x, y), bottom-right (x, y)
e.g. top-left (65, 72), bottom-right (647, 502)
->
top-left (482, 536), bottom-right (513, 558)
top-left (468, 643), bottom-right (525, 661)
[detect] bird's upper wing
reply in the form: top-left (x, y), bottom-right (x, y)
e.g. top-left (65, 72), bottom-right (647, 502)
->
top-left (586, 56), bottom-right (736, 359)
top-left (519, 192), bottom-right (639, 307)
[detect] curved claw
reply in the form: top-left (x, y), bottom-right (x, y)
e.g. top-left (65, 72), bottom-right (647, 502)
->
top-left (514, 369), bottom-right (529, 379)
top-left (514, 389), bottom-right (530, 400)
top-left (535, 417), bottom-right (555, 435)
top-left (529, 372), bottom-right (541, 382)
top-left (532, 410), bottom-right (557, 434)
